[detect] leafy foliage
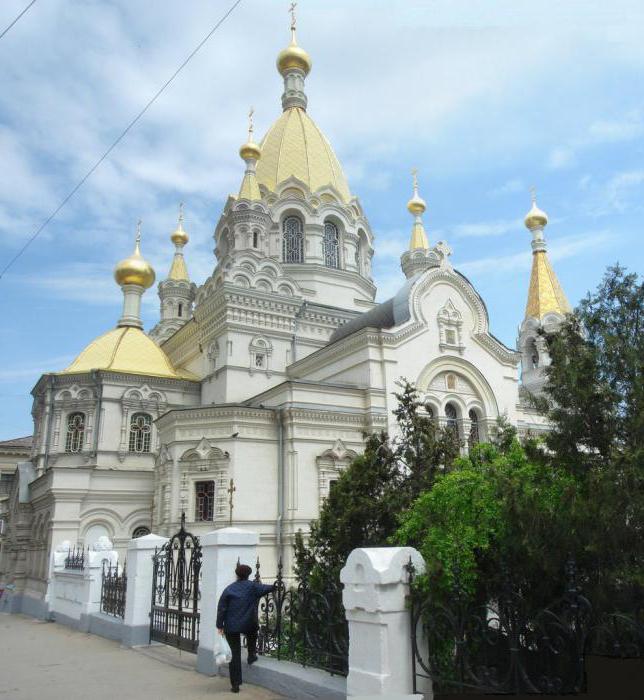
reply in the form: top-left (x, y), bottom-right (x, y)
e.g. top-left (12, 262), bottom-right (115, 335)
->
top-left (294, 382), bottom-right (459, 586)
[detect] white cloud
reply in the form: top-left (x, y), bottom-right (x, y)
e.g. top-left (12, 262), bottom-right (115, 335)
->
top-left (488, 179), bottom-right (525, 196)
top-left (0, 355), bottom-right (74, 382)
top-left (547, 147), bottom-right (576, 170)
top-left (459, 231), bottom-right (611, 276)
top-left (605, 170), bottom-right (644, 212)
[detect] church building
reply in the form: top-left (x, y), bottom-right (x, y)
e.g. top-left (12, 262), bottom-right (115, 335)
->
top-left (1, 18), bottom-right (570, 616)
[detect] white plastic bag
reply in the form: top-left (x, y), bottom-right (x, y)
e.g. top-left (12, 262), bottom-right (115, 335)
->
top-left (214, 634), bottom-right (233, 666)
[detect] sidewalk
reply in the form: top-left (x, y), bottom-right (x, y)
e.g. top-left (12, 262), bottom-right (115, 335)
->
top-left (0, 613), bottom-right (284, 699)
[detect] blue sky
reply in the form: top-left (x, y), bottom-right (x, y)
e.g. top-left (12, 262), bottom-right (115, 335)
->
top-left (1, 0), bottom-right (643, 440)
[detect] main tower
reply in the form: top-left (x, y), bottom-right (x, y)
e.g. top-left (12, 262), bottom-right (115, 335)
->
top-left (207, 6), bottom-right (376, 311)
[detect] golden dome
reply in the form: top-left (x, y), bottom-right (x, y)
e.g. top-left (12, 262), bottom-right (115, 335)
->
top-left (171, 221), bottom-right (189, 247)
top-left (407, 192), bottom-right (426, 216)
top-left (255, 107), bottom-right (351, 202)
top-left (239, 140), bottom-right (261, 161)
top-left (277, 33), bottom-right (312, 77)
top-left (114, 231), bottom-right (155, 289)
top-left (60, 326), bottom-right (196, 380)
top-left (524, 200), bottom-right (548, 230)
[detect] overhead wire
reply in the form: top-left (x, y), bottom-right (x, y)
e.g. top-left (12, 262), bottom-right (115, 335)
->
top-left (0, 0), bottom-right (244, 281)
top-left (0, 1), bottom-right (37, 42)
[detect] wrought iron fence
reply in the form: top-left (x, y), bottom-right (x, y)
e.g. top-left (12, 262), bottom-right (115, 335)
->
top-left (255, 557), bottom-right (348, 676)
top-left (149, 513), bottom-right (202, 652)
top-left (64, 545), bottom-right (86, 570)
top-left (101, 560), bottom-right (127, 618)
top-left (408, 558), bottom-right (592, 695)
top-left (588, 608), bottom-right (644, 658)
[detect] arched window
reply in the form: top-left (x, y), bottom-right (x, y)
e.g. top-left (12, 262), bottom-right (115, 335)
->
top-left (132, 526), bottom-right (150, 539)
top-left (445, 403), bottom-right (459, 439)
top-left (426, 405), bottom-right (434, 420)
top-left (65, 412), bottom-right (85, 453)
top-left (253, 230), bottom-right (259, 248)
top-left (129, 413), bottom-right (152, 453)
top-left (468, 409), bottom-right (480, 449)
top-left (178, 303), bottom-right (183, 318)
top-left (323, 221), bottom-right (340, 268)
top-left (283, 216), bottom-right (303, 263)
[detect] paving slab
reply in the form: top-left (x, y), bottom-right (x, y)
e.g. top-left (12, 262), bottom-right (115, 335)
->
top-left (0, 613), bottom-right (284, 699)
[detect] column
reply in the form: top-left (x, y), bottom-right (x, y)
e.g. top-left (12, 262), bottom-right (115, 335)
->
top-left (122, 533), bottom-right (168, 647)
top-left (340, 547), bottom-right (429, 699)
top-left (196, 527), bottom-right (259, 675)
top-left (79, 537), bottom-right (118, 631)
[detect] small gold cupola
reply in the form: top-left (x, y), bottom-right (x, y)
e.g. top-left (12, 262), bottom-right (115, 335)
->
top-left (168, 204), bottom-right (190, 281)
top-left (407, 169), bottom-right (429, 251)
top-left (277, 3), bottom-right (312, 78)
top-left (238, 108), bottom-right (262, 201)
top-left (114, 221), bottom-right (155, 290)
top-left (114, 221), bottom-right (155, 329)
top-left (523, 189), bottom-right (571, 320)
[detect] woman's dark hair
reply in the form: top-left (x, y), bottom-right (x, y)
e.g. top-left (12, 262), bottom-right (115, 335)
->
top-left (235, 564), bottom-right (252, 580)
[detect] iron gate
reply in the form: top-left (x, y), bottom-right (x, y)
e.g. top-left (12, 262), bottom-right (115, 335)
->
top-left (149, 513), bottom-right (202, 652)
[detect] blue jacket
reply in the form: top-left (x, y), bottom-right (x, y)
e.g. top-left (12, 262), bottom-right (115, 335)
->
top-left (216, 579), bottom-right (274, 634)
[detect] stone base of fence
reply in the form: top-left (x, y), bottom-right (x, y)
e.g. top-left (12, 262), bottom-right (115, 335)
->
top-left (214, 655), bottom-right (346, 700)
top-left (86, 611), bottom-right (124, 642)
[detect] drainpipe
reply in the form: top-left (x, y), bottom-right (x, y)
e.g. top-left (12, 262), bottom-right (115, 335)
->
top-left (91, 370), bottom-right (103, 461)
top-left (275, 408), bottom-right (285, 563)
top-left (41, 375), bottom-right (55, 474)
top-left (291, 301), bottom-right (307, 364)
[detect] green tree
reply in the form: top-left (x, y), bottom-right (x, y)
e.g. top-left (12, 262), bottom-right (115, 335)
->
top-left (295, 382), bottom-right (459, 585)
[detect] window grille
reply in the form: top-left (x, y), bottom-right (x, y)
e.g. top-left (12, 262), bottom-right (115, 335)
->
top-left (65, 412), bottom-right (85, 453)
top-left (129, 413), bottom-right (152, 453)
top-left (323, 221), bottom-right (340, 268)
top-left (132, 526), bottom-right (150, 539)
top-left (255, 353), bottom-right (265, 368)
top-left (468, 409), bottom-right (480, 449)
top-left (445, 403), bottom-right (459, 438)
top-left (283, 216), bottom-right (303, 263)
top-left (195, 481), bottom-right (215, 521)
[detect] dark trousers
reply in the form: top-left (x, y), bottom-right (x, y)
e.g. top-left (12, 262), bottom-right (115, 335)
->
top-left (225, 631), bottom-right (257, 688)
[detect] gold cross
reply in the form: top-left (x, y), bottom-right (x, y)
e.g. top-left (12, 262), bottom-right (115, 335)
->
top-left (248, 107), bottom-right (255, 140)
top-left (289, 2), bottom-right (297, 30)
top-left (412, 168), bottom-right (418, 191)
top-left (178, 202), bottom-right (184, 225)
top-left (227, 478), bottom-right (236, 526)
top-left (530, 185), bottom-right (537, 204)
top-left (135, 219), bottom-right (142, 244)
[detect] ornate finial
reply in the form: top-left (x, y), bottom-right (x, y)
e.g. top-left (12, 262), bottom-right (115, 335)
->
top-left (412, 168), bottom-right (418, 193)
top-left (289, 2), bottom-right (297, 32)
top-left (178, 202), bottom-right (184, 226)
top-left (135, 219), bottom-right (142, 246)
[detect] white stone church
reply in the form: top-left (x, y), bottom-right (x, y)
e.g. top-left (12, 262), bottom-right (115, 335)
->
top-left (2, 20), bottom-right (571, 616)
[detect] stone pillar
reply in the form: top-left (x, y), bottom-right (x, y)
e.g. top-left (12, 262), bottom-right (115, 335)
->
top-left (79, 537), bottom-right (118, 631)
top-left (340, 547), bottom-right (428, 699)
top-left (122, 533), bottom-right (168, 647)
top-left (196, 527), bottom-right (259, 676)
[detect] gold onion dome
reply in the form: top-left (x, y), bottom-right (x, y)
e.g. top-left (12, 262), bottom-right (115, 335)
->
top-left (171, 212), bottom-right (189, 247)
top-left (524, 197), bottom-right (549, 230)
top-left (239, 107), bottom-right (261, 161)
top-left (277, 30), bottom-right (312, 77)
top-left (114, 224), bottom-right (155, 289)
top-left (407, 191), bottom-right (427, 216)
top-left (239, 139), bottom-right (261, 162)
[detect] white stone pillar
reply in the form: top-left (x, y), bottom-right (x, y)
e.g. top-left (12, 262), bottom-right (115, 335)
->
top-left (340, 547), bottom-right (428, 699)
top-left (122, 533), bottom-right (168, 647)
top-left (79, 537), bottom-right (118, 631)
top-left (196, 527), bottom-right (259, 676)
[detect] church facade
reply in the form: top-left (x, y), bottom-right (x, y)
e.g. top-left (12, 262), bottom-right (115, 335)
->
top-left (2, 21), bottom-right (570, 614)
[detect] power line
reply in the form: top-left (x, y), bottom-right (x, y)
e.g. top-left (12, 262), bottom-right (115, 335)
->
top-left (0, 1), bottom-right (37, 42)
top-left (0, 0), bottom-right (244, 281)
